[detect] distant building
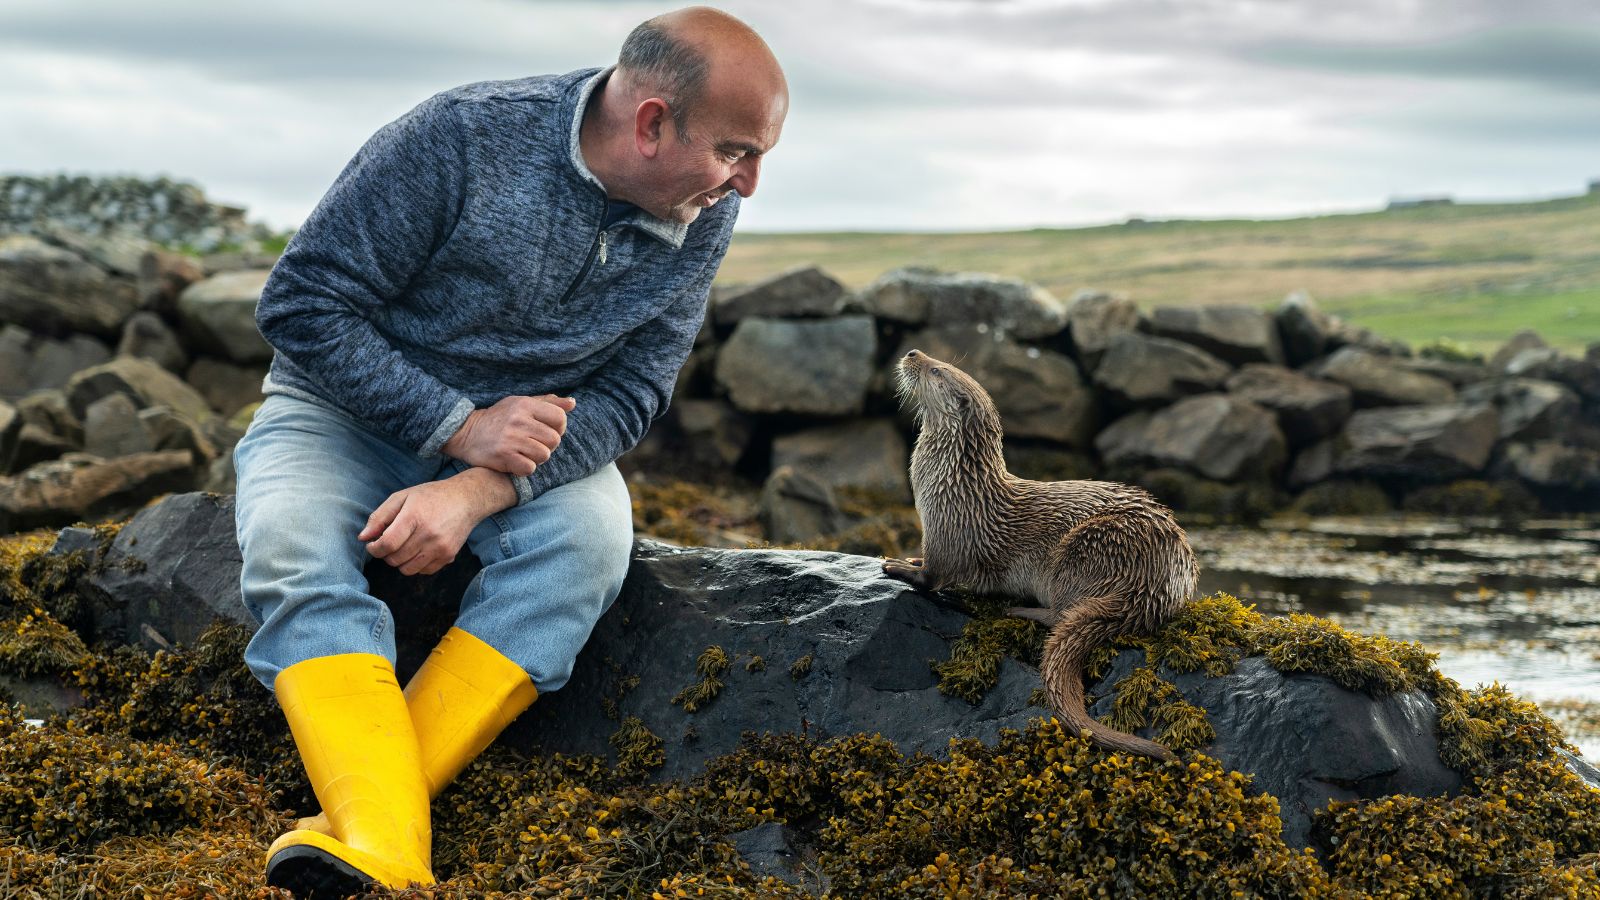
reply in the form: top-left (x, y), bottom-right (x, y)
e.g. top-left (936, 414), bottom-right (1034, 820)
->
top-left (1386, 195), bottom-right (1455, 211)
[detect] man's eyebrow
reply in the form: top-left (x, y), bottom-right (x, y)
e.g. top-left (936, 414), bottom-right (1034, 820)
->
top-left (717, 141), bottom-right (765, 156)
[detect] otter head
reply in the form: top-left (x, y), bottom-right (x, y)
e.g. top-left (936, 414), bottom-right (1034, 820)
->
top-left (895, 349), bottom-right (1004, 437)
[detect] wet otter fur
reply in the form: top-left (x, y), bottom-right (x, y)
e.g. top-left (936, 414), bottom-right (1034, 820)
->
top-left (884, 349), bottom-right (1198, 761)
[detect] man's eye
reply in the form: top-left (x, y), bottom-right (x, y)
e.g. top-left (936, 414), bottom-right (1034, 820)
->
top-left (720, 150), bottom-right (744, 162)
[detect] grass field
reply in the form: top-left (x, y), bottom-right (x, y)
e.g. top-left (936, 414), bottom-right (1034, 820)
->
top-left (718, 192), bottom-right (1600, 355)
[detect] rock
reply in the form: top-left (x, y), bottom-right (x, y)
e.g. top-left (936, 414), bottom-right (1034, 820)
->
top-left (1224, 363), bottom-right (1354, 448)
top-left (0, 325), bottom-right (112, 399)
top-left (1499, 442), bottom-right (1600, 493)
top-left (662, 399), bottom-right (752, 471)
top-left (856, 268), bottom-right (1067, 339)
top-left (1092, 333), bottom-right (1232, 409)
top-left (1490, 329), bottom-right (1548, 372)
top-left (0, 400), bottom-right (19, 474)
top-left (1275, 291), bottom-right (1329, 367)
top-left (139, 406), bottom-right (218, 462)
top-left (514, 541), bottom-right (1044, 781)
top-left (1147, 305), bottom-right (1284, 365)
top-left (1459, 378), bottom-right (1582, 442)
top-left (137, 248), bottom-right (205, 317)
top-left (1089, 653), bottom-right (1459, 849)
top-left (116, 311), bottom-right (189, 374)
top-left (1501, 348), bottom-right (1600, 402)
top-left (38, 226), bottom-right (156, 277)
top-left (15, 390), bottom-right (82, 447)
top-left (712, 265), bottom-right (846, 326)
top-left (1002, 443), bottom-right (1095, 482)
top-left (1311, 347), bottom-right (1456, 408)
top-left (1334, 403), bottom-right (1499, 481)
top-left (771, 419), bottom-right (910, 502)
top-left (714, 317), bottom-right (876, 416)
top-left (1095, 394), bottom-right (1287, 483)
top-left (1065, 290), bottom-right (1142, 373)
top-left (65, 356), bottom-right (213, 423)
top-left (82, 393), bottom-right (153, 458)
top-left (199, 249), bottom-right (282, 275)
top-left (0, 235), bottom-right (140, 338)
top-left (12, 424), bottom-right (73, 473)
top-left (1287, 438), bottom-right (1338, 489)
top-left (895, 327), bottom-right (1099, 447)
top-left (175, 269), bottom-right (273, 362)
top-left (202, 448), bottom-right (236, 494)
top-left (184, 357), bottom-right (266, 417)
top-left (727, 822), bottom-right (827, 894)
top-left (759, 466), bottom-right (850, 545)
top-left (0, 450), bottom-right (196, 534)
top-left (1393, 356), bottom-right (1490, 388)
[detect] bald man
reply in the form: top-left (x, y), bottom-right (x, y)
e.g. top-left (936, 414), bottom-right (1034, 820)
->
top-left (233, 8), bottom-right (786, 894)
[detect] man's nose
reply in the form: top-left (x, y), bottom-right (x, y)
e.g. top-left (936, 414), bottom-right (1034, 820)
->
top-left (730, 155), bottom-right (762, 198)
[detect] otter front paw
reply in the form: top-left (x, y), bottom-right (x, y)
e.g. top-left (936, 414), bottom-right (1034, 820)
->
top-left (882, 556), bottom-right (929, 588)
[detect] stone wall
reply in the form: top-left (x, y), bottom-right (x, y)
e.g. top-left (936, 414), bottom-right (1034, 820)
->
top-left (0, 174), bottom-right (273, 252)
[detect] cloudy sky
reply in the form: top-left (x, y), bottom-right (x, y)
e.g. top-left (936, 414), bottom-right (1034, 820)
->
top-left (3, 0), bottom-right (1598, 232)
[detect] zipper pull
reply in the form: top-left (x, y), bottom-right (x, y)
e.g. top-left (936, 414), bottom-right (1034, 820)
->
top-left (599, 231), bottom-right (608, 265)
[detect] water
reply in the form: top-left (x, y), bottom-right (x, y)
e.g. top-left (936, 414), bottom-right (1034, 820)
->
top-left (1189, 515), bottom-right (1600, 760)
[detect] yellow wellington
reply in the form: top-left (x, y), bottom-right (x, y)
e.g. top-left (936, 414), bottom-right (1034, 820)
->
top-left (296, 628), bottom-right (539, 836)
top-left (265, 653), bottom-right (435, 895)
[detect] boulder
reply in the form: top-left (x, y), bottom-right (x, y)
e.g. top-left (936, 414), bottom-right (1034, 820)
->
top-left (0, 235), bottom-right (140, 338)
top-left (1489, 329), bottom-right (1548, 373)
top-left (771, 419), bottom-right (910, 501)
top-left (0, 450), bottom-right (196, 534)
top-left (0, 325), bottom-right (112, 399)
top-left (15, 389), bottom-right (82, 447)
top-left (856, 268), bottom-right (1067, 339)
top-left (11, 424), bottom-right (73, 474)
top-left (895, 327), bottom-right (1098, 448)
top-left (1393, 356), bottom-right (1490, 388)
top-left (1224, 363), bottom-right (1354, 448)
top-left (1499, 442), bottom-right (1600, 493)
top-left (1090, 653), bottom-right (1459, 849)
top-left (660, 398), bottom-right (752, 471)
top-left (184, 357), bottom-right (266, 417)
top-left (1334, 403), bottom-right (1499, 481)
top-left (175, 269), bottom-right (273, 362)
top-left (65, 356), bottom-right (213, 423)
top-left (1146, 305), bottom-right (1284, 366)
top-left (712, 265), bottom-right (846, 326)
top-left (1459, 377), bottom-right (1582, 442)
top-left (759, 466), bottom-right (850, 545)
top-left (1274, 291), bottom-right (1329, 367)
top-left (714, 316), bottom-right (876, 416)
top-left (1287, 438), bottom-right (1337, 489)
top-left (1095, 394), bottom-right (1287, 483)
top-left (1501, 348), bottom-right (1600, 402)
top-left (0, 400), bottom-right (19, 474)
top-left (82, 393), bottom-right (153, 458)
top-left (1092, 333), bottom-right (1232, 408)
top-left (116, 311), bottom-right (189, 374)
top-left (1311, 347), bottom-right (1456, 408)
top-left (1065, 290), bottom-right (1142, 373)
top-left (37, 226), bottom-right (156, 277)
top-left (137, 248), bottom-right (205, 318)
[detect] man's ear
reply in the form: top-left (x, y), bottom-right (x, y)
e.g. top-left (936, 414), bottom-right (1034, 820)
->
top-left (634, 98), bottom-right (670, 160)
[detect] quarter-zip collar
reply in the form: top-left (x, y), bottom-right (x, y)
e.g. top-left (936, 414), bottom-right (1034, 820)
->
top-left (567, 66), bottom-right (691, 250)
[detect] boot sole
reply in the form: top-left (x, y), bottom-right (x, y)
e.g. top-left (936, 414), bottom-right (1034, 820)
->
top-left (266, 844), bottom-right (372, 898)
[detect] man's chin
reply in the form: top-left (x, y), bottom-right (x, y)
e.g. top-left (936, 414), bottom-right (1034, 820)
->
top-left (662, 204), bottom-right (702, 225)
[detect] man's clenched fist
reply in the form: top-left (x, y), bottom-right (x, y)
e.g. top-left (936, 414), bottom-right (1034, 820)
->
top-left (443, 394), bottom-right (575, 475)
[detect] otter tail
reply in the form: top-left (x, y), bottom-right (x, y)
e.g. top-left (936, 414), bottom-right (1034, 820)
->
top-left (1039, 595), bottom-right (1176, 762)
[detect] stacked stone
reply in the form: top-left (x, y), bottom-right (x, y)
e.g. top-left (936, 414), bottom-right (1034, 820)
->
top-left (0, 174), bottom-right (272, 252)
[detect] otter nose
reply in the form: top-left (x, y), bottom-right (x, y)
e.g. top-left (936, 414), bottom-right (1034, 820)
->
top-left (905, 349), bottom-right (922, 360)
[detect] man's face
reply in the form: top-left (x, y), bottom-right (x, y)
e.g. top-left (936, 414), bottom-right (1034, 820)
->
top-left (642, 90), bottom-right (786, 225)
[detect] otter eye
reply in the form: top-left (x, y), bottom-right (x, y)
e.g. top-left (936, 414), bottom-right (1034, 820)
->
top-left (932, 368), bottom-right (945, 376)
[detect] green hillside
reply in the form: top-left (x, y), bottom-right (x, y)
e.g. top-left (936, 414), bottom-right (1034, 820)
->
top-left (719, 192), bottom-right (1600, 355)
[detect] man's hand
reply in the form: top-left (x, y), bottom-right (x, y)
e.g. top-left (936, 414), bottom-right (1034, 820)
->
top-left (443, 394), bottom-right (577, 476)
top-left (360, 468), bottom-right (518, 576)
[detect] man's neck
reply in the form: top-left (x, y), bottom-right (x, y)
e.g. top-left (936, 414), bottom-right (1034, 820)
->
top-left (578, 72), bottom-right (621, 198)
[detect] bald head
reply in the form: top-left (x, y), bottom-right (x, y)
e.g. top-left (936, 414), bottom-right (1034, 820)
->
top-left (616, 6), bottom-right (787, 138)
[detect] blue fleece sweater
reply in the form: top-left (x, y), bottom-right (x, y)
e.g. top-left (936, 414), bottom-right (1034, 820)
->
top-left (257, 67), bottom-right (739, 504)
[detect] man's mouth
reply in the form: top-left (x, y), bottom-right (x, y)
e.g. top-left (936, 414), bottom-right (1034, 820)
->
top-left (701, 192), bottom-right (726, 208)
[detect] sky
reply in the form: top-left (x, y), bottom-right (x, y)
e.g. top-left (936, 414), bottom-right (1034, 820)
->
top-left (2, 0), bottom-right (1598, 233)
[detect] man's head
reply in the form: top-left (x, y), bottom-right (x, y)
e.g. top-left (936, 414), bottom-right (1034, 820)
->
top-left (587, 6), bottom-right (788, 225)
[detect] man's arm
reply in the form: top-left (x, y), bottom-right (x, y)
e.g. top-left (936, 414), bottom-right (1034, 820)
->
top-left (256, 94), bottom-right (477, 457)
top-left (508, 250), bottom-right (723, 504)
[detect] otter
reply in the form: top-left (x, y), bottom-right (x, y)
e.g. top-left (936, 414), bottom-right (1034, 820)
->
top-left (883, 349), bottom-right (1198, 761)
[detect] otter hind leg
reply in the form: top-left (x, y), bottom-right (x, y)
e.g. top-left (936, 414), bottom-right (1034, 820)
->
top-left (882, 556), bottom-right (937, 590)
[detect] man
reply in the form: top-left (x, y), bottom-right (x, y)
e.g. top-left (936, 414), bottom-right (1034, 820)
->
top-left (232, 7), bottom-right (787, 893)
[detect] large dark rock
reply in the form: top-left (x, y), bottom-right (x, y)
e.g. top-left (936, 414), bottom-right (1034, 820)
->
top-left (771, 419), bottom-right (910, 501)
top-left (175, 269), bottom-right (274, 363)
top-left (895, 327), bottom-right (1098, 448)
top-left (1092, 333), bottom-right (1232, 409)
top-left (0, 325), bottom-right (112, 399)
top-left (65, 356), bottom-right (213, 423)
top-left (712, 265), bottom-right (846, 326)
top-left (1146, 305), bottom-right (1285, 366)
top-left (759, 466), bottom-right (850, 545)
top-left (1459, 377), bottom-right (1582, 442)
top-left (0, 450), bottom-right (197, 534)
top-left (1334, 403), bottom-right (1499, 481)
top-left (1225, 363), bottom-right (1354, 448)
top-left (1312, 347), bottom-right (1456, 408)
top-left (0, 235), bottom-right (139, 338)
top-left (1095, 393), bottom-right (1287, 483)
top-left (1274, 291), bottom-right (1329, 367)
top-left (1089, 654), bottom-right (1460, 849)
top-left (856, 268), bottom-right (1067, 339)
top-left (715, 316), bottom-right (877, 416)
top-left (137, 248), bottom-right (205, 318)
top-left (116, 311), bottom-right (189, 374)
top-left (1065, 290), bottom-right (1142, 373)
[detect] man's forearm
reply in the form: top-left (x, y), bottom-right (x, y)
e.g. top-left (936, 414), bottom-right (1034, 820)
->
top-left (451, 465), bottom-right (520, 518)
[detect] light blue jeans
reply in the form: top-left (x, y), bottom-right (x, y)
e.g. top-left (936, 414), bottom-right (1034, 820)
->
top-left (233, 394), bottom-right (634, 693)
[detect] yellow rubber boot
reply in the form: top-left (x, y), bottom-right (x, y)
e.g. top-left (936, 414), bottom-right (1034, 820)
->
top-left (296, 628), bottom-right (539, 836)
top-left (265, 653), bottom-right (435, 895)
